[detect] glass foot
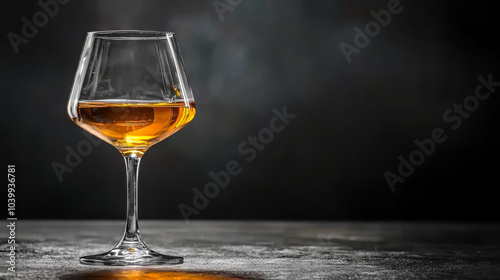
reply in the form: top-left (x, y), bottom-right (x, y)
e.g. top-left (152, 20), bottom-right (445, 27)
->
top-left (80, 240), bottom-right (183, 266)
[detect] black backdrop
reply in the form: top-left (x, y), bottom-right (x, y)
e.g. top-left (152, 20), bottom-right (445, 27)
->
top-left (1, 0), bottom-right (499, 221)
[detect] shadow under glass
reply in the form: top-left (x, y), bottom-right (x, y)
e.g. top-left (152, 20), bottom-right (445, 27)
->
top-left (60, 269), bottom-right (260, 280)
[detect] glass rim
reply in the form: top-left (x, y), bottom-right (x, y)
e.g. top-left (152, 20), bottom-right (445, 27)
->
top-left (87, 30), bottom-right (174, 40)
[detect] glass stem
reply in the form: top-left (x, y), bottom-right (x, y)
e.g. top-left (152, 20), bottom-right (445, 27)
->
top-left (122, 153), bottom-right (142, 244)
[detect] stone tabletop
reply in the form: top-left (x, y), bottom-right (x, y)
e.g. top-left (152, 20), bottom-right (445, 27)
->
top-left (1, 221), bottom-right (499, 279)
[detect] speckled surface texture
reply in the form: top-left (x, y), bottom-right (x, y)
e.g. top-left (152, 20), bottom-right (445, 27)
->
top-left (1, 221), bottom-right (499, 279)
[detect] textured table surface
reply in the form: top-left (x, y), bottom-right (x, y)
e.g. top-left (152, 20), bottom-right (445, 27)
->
top-left (1, 221), bottom-right (499, 279)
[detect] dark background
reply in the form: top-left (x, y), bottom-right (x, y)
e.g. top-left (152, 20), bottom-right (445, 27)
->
top-left (1, 0), bottom-right (498, 221)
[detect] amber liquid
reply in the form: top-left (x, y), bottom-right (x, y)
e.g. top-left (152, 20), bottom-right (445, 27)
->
top-left (73, 100), bottom-right (196, 156)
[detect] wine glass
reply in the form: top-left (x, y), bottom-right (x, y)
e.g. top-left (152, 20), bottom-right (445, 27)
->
top-left (67, 30), bottom-right (195, 266)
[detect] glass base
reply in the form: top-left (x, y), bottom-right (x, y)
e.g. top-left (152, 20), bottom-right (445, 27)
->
top-left (80, 240), bottom-right (183, 266)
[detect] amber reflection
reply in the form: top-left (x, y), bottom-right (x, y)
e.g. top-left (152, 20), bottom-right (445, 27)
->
top-left (61, 270), bottom-right (255, 280)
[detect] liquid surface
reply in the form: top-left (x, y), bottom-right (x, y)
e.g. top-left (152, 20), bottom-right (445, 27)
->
top-left (73, 100), bottom-right (196, 156)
